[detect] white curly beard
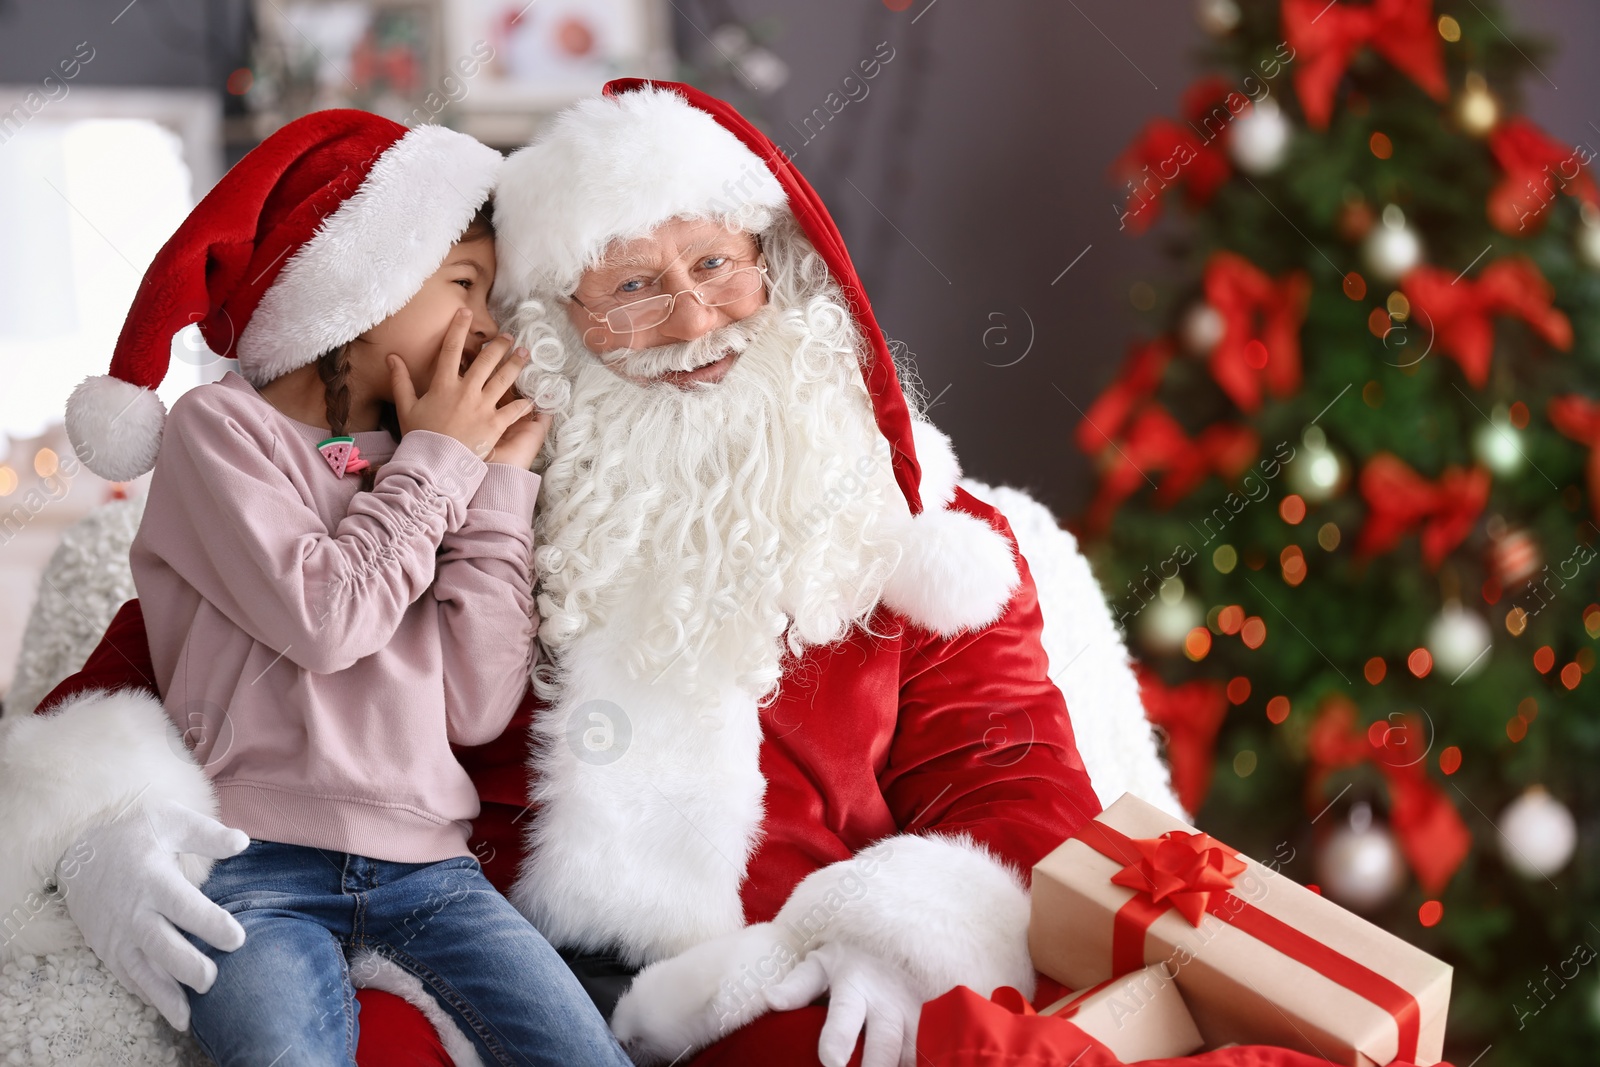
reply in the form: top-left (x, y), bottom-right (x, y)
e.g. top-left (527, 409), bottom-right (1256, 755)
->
top-left (527, 292), bottom-right (907, 708)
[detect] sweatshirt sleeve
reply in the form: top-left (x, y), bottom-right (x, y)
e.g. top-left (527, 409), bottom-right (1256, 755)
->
top-left (133, 388), bottom-right (487, 675)
top-left (431, 463), bottom-right (542, 746)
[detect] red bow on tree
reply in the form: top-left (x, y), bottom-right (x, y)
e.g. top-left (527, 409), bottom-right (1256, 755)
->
top-left (1111, 829), bottom-right (1249, 925)
top-left (1282, 0), bottom-right (1447, 129)
top-left (1084, 407), bottom-right (1259, 533)
top-left (1400, 257), bottom-right (1572, 388)
top-left (1308, 696), bottom-right (1471, 894)
top-left (1204, 252), bottom-right (1310, 413)
top-left (1487, 118), bottom-right (1599, 235)
top-left (1075, 337), bottom-right (1174, 456)
top-left (1137, 664), bottom-right (1229, 817)
top-left (1548, 396), bottom-right (1600, 524)
top-left (1112, 78), bottom-right (1239, 234)
top-left (1356, 453), bottom-right (1489, 568)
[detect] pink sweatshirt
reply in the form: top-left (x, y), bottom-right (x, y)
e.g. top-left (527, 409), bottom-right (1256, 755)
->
top-left (130, 372), bottom-right (539, 863)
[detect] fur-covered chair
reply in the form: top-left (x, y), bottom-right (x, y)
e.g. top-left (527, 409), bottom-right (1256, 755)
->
top-left (0, 480), bottom-right (1178, 1066)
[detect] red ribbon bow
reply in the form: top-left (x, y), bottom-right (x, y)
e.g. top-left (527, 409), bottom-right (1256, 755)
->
top-left (1400, 257), bottom-right (1573, 387)
top-left (1550, 396), bottom-right (1600, 525)
top-left (1113, 78), bottom-right (1240, 234)
top-left (1109, 829), bottom-right (1248, 926)
top-left (1355, 453), bottom-right (1489, 569)
top-left (1083, 407), bottom-right (1259, 533)
top-left (1075, 338), bottom-right (1174, 456)
top-left (1282, 0), bottom-right (1447, 130)
top-left (1488, 118), bottom-right (1599, 235)
top-left (1307, 697), bottom-right (1471, 894)
top-left (1137, 665), bottom-right (1229, 817)
top-left (1204, 252), bottom-right (1310, 413)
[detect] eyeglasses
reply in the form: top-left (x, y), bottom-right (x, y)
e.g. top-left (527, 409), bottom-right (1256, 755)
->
top-left (572, 256), bottom-right (770, 336)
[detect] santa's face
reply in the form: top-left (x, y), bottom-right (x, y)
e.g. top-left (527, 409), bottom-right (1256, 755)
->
top-left (563, 217), bottom-right (769, 388)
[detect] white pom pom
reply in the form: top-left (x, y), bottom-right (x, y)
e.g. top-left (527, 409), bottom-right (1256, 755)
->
top-left (882, 506), bottom-right (1020, 637)
top-left (64, 375), bottom-right (167, 481)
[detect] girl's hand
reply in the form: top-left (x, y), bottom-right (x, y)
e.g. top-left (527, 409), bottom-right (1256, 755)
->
top-left (388, 309), bottom-right (533, 458)
top-left (488, 402), bottom-right (552, 470)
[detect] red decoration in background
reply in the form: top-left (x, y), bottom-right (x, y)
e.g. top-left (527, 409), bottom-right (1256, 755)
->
top-left (1400, 258), bottom-right (1572, 387)
top-left (1356, 454), bottom-right (1490, 568)
top-left (1111, 78), bottom-right (1239, 234)
top-left (1075, 338), bottom-right (1174, 455)
top-left (1083, 407), bottom-right (1259, 533)
top-left (1487, 118), bottom-right (1599, 235)
top-left (1137, 664), bottom-right (1229, 816)
top-left (1282, 0), bottom-right (1447, 130)
top-left (1548, 396), bottom-right (1600, 525)
top-left (1308, 697), bottom-right (1471, 894)
top-left (1203, 252), bottom-right (1310, 413)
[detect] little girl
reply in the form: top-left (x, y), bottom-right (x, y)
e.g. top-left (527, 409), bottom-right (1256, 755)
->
top-left (65, 112), bottom-right (633, 1066)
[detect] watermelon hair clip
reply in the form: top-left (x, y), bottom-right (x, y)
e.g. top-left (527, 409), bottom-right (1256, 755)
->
top-left (317, 436), bottom-right (371, 478)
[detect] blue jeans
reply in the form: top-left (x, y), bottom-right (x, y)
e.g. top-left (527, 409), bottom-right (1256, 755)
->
top-left (184, 840), bottom-right (633, 1067)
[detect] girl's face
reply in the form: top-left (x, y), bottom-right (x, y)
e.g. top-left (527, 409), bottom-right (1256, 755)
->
top-left (349, 234), bottom-right (500, 399)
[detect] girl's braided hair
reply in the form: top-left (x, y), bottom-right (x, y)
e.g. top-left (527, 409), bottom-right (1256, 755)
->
top-left (311, 204), bottom-right (496, 491)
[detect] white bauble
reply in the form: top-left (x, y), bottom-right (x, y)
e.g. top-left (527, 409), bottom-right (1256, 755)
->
top-left (1229, 99), bottom-right (1291, 175)
top-left (1196, 0), bottom-right (1241, 35)
top-left (1137, 578), bottom-right (1204, 654)
top-left (1427, 604), bottom-right (1493, 679)
top-left (1472, 417), bottom-right (1523, 475)
top-left (1499, 787), bottom-right (1577, 879)
top-left (1180, 302), bottom-right (1226, 355)
top-left (1364, 205), bottom-right (1423, 280)
top-left (1316, 803), bottom-right (1407, 911)
top-left (1287, 426), bottom-right (1346, 502)
top-left (1578, 206), bottom-right (1600, 270)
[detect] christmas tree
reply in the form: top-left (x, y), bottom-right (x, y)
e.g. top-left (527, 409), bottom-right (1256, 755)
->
top-left (1077, 1), bottom-right (1600, 1062)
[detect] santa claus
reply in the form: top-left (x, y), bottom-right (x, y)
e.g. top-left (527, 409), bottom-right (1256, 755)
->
top-left (2, 80), bottom-right (1110, 1067)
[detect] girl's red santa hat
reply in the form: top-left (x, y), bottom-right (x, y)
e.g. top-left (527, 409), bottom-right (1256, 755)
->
top-left (66, 110), bottom-right (502, 481)
top-left (492, 79), bottom-right (1021, 636)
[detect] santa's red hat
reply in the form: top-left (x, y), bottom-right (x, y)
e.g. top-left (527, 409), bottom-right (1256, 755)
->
top-left (66, 110), bottom-right (502, 481)
top-left (492, 79), bottom-right (1021, 636)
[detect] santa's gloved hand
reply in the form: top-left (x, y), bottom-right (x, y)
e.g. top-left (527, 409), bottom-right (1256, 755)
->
top-left (55, 797), bottom-right (250, 1031)
top-left (611, 920), bottom-right (803, 1064)
top-left (764, 941), bottom-right (923, 1067)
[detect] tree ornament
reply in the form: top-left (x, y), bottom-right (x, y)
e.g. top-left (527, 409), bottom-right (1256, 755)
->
top-left (1498, 786), bottom-right (1577, 878)
top-left (1287, 425), bottom-right (1347, 503)
top-left (1229, 98), bottom-right (1291, 175)
top-left (1338, 197), bottom-right (1376, 242)
top-left (1137, 577), bottom-right (1204, 654)
top-left (1487, 523), bottom-right (1542, 586)
top-left (1427, 602), bottom-right (1493, 679)
top-left (1471, 405), bottom-right (1524, 475)
top-left (1578, 203), bottom-right (1600, 270)
top-left (1195, 0), bottom-right (1241, 35)
top-left (1364, 205), bottom-right (1423, 280)
top-left (1316, 801), bottom-right (1407, 912)
top-left (1457, 72), bottom-right (1499, 136)
top-left (1179, 302), bottom-right (1225, 354)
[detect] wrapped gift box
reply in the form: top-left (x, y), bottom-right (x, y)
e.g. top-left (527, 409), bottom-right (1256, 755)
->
top-left (1039, 964), bottom-right (1205, 1061)
top-left (1029, 792), bottom-right (1452, 1067)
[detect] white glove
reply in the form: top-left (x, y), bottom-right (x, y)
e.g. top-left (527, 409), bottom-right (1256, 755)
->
top-left (764, 942), bottom-right (922, 1067)
top-left (611, 921), bottom-right (802, 1064)
top-left (55, 797), bottom-right (251, 1031)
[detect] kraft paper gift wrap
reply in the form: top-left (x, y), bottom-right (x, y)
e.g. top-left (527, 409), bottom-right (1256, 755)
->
top-left (1028, 792), bottom-right (1452, 1067)
top-left (1039, 964), bottom-right (1206, 1061)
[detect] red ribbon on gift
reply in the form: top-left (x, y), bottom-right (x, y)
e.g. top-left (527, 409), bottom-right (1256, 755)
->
top-left (1203, 252), bottom-right (1310, 413)
top-left (1401, 257), bottom-right (1572, 388)
top-left (1282, 0), bottom-right (1447, 130)
top-left (1355, 453), bottom-right (1489, 569)
top-left (1070, 818), bottom-right (1423, 1063)
top-left (1550, 396), bottom-right (1600, 525)
top-left (1488, 118), bottom-right (1599, 235)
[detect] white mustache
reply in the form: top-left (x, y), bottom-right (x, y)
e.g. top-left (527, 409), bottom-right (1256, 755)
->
top-left (600, 307), bottom-right (777, 381)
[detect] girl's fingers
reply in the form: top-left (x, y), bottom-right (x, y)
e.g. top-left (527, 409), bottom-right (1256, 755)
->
top-left (387, 355), bottom-right (417, 415)
top-left (482, 347), bottom-right (529, 400)
top-left (467, 333), bottom-right (516, 390)
top-left (432, 308), bottom-right (474, 390)
top-left (492, 398), bottom-right (537, 433)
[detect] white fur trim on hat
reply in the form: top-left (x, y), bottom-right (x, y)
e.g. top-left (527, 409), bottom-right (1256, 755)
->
top-left (491, 85), bottom-right (788, 306)
top-left (237, 124), bottom-right (503, 386)
top-left (64, 374), bottom-right (168, 481)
